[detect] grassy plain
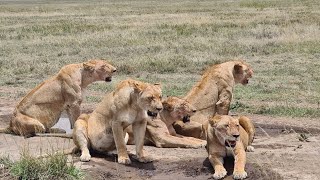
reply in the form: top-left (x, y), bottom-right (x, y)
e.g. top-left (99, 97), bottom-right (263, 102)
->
top-left (0, 0), bottom-right (319, 118)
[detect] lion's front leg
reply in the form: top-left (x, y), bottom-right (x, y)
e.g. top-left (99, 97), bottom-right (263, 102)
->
top-left (66, 103), bottom-right (81, 129)
top-left (73, 119), bottom-right (91, 162)
top-left (233, 143), bottom-right (247, 179)
top-left (216, 88), bottom-right (232, 115)
top-left (112, 121), bottom-right (131, 164)
top-left (209, 154), bottom-right (227, 180)
top-left (132, 119), bottom-right (151, 163)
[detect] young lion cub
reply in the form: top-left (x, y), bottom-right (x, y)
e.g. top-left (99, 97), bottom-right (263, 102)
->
top-left (205, 115), bottom-right (255, 179)
top-left (73, 79), bottom-right (163, 164)
top-left (0, 59), bottom-right (116, 137)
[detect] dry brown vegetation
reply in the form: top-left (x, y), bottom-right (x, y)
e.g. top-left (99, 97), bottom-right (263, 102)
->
top-left (0, 0), bottom-right (319, 117)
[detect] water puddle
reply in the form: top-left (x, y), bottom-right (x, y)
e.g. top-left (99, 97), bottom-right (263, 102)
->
top-left (52, 117), bottom-right (72, 133)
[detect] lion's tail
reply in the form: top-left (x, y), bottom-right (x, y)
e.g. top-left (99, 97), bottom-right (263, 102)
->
top-left (239, 116), bottom-right (255, 146)
top-left (35, 133), bottom-right (73, 139)
top-left (0, 127), bottom-right (12, 134)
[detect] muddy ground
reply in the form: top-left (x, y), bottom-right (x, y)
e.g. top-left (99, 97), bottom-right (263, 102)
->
top-left (1, 97), bottom-right (320, 180)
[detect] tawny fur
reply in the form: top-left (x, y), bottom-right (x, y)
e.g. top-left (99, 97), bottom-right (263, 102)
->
top-left (126, 97), bottom-right (206, 148)
top-left (0, 59), bottom-right (116, 137)
top-left (206, 115), bottom-right (255, 179)
top-left (173, 60), bottom-right (253, 139)
top-left (72, 79), bottom-right (163, 164)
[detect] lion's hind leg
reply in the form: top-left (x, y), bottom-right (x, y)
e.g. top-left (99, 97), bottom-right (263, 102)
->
top-left (11, 113), bottom-right (46, 137)
top-left (147, 126), bottom-right (206, 148)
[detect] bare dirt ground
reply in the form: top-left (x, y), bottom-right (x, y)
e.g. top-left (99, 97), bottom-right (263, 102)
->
top-left (1, 94), bottom-right (320, 180)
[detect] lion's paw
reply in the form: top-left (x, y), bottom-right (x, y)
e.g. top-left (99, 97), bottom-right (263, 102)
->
top-left (213, 169), bottom-right (227, 179)
top-left (136, 155), bottom-right (153, 163)
top-left (233, 170), bottom-right (247, 179)
top-left (80, 153), bottom-right (91, 162)
top-left (246, 145), bottom-right (255, 152)
top-left (118, 156), bottom-right (131, 165)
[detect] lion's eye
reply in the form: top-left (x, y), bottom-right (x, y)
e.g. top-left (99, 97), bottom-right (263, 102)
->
top-left (225, 124), bottom-right (229, 128)
top-left (159, 95), bottom-right (162, 99)
top-left (236, 124), bottom-right (240, 127)
top-left (148, 96), bottom-right (154, 100)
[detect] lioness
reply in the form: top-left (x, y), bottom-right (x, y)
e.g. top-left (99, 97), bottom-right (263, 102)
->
top-left (174, 60), bottom-right (253, 139)
top-left (206, 115), bottom-right (255, 179)
top-left (73, 79), bottom-right (163, 164)
top-left (0, 59), bottom-right (116, 137)
top-left (126, 97), bottom-right (206, 148)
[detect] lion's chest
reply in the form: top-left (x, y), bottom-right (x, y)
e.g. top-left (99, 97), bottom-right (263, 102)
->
top-left (117, 109), bottom-right (141, 126)
top-left (226, 147), bottom-right (235, 156)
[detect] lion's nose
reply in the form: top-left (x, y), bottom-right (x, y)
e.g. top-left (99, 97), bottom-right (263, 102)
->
top-left (233, 134), bottom-right (240, 138)
top-left (156, 107), bottom-right (163, 111)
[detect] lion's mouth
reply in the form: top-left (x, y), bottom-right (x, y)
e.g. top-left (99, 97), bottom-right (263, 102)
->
top-left (105, 77), bottom-right (112, 82)
top-left (147, 110), bottom-right (158, 118)
top-left (225, 140), bottom-right (237, 148)
top-left (242, 79), bottom-right (249, 85)
top-left (182, 115), bottom-right (190, 123)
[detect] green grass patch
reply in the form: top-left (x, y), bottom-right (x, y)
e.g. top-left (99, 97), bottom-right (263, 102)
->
top-left (231, 102), bottom-right (320, 118)
top-left (252, 106), bottom-right (320, 118)
top-left (0, 151), bottom-right (83, 180)
top-left (85, 95), bottom-right (102, 103)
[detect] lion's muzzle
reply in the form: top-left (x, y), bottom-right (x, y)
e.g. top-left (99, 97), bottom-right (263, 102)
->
top-left (182, 115), bottom-right (190, 123)
top-left (105, 77), bottom-right (112, 82)
top-left (147, 110), bottom-right (158, 118)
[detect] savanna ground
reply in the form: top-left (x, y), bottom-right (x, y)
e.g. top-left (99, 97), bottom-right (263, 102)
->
top-left (0, 0), bottom-right (320, 179)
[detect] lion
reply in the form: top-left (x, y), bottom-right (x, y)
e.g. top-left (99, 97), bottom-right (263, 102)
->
top-left (205, 115), bottom-right (255, 179)
top-left (126, 96), bottom-right (206, 148)
top-left (72, 79), bottom-right (163, 164)
top-left (173, 60), bottom-right (253, 139)
top-left (0, 59), bottom-right (116, 137)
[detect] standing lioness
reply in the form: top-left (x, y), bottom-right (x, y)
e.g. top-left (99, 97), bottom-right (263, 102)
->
top-left (73, 79), bottom-right (163, 164)
top-left (206, 115), bottom-right (255, 179)
top-left (0, 59), bottom-right (116, 136)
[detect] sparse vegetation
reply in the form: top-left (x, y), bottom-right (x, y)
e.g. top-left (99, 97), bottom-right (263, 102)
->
top-left (0, 150), bottom-right (83, 180)
top-left (1, 0), bottom-right (319, 118)
top-left (0, 1), bottom-right (319, 114)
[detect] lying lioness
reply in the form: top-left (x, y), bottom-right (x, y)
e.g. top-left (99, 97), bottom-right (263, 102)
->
top-left (73, 79), bottom-right (163, 164)
top-left (205, 115), bottom-right (255, 179)
top-left (126, 97), bottom-right (206, 148)
top-left (0, 59), bottom-right (116, 137)
top-left (174, 60), bottom-right (253, 139)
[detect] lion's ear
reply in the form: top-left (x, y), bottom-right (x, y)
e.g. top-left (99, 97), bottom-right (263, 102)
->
top-left (234, 63), bottom-right (244, 75)
top-left (133, 81), bottom-right (145, 93)
top-left (162, 100), bottom-right (173, 111)
top-left (83, 61), bottom-right (96, 72)
top-left (208, 115), bottom-right (221, 127)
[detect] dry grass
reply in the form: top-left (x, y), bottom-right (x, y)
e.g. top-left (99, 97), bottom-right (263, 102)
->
top-left (0, 0), bottom-right (319, 117)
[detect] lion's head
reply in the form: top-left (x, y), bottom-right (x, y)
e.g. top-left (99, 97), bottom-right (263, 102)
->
top-left (209, 115), bottom-right (240, 148)
top-left (233, 60), bottom-right (253, 85)
top-left (83, 59), bottom-right (117, 82)
top-left (162, 97), bottom-right (196, 123)
top-left (133, 81), bottom-right (163, 118)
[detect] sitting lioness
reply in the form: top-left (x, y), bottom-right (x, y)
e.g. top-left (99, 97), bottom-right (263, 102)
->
top-left (205, 115), bottom-right (255, 179)
top-left (126, 97), bottom-right (206, 148)
top-left (0, 59), bottom-right (116, 137)
top-left (73, 79), bottom-right (163, 164)
top-left (174, 60), bottom-right (253, 139)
